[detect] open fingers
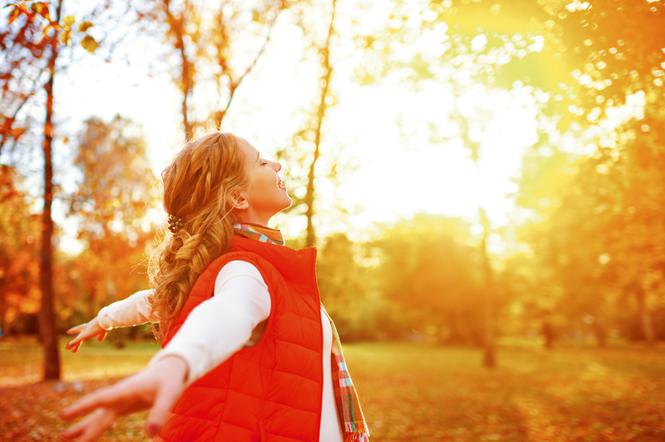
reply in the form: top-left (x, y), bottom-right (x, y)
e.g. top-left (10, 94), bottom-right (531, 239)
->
top-left (65, 336), bottom-right (81, 351)
top-left (65, 334), bottom-right (87, 352)
top-left (61, 408), bottom-right (102, 439)
top-left (66, 325), bottom-right (105, 352)
top-left (78, 408), bottom-right (117, 442)
top-left (61, 416), bottom-right (87, 440)
top-left (146, 382), bottom-right (182, 437)
top-left (97, 330), bottom-right (108, 342)
top-left (61, 373), bottom-right (150, 422)
top-left (66, 341), bottom-right (81, 354)
top-left (66, 323), bottom-right (86, 335)
top-left (61, 380), bottom-right (126, 421)
top-left (61, 408), bottom-right (117, 442)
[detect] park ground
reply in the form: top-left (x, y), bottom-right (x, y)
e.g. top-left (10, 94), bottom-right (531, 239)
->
top-left (0, 338), bottom-right (664, 441)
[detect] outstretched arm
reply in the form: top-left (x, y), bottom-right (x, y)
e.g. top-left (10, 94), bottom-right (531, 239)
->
top-left (60, 261), bottom-right (271, 440)
top-left (96, 288), bottom-right (158, 329)
top-left (66, 288), bottom-right (157, 353)
top-left (150, 260), bottom-right (271, 385)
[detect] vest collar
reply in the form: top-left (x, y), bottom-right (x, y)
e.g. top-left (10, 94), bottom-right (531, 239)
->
top-left (230, 223), bottom-right (318, 288)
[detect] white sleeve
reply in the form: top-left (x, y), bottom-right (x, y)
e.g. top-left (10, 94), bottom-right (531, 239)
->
top-left (96, 289), bottom-right (158, 331)
top-left (149, 260), bottom-right (271, 386)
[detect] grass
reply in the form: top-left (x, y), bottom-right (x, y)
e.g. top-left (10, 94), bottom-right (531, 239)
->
top-left (0, 337), bottom-right (664, 441)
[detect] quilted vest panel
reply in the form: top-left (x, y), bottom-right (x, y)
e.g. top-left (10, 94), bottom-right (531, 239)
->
top-left (158, 233), bottom-right (325, 442)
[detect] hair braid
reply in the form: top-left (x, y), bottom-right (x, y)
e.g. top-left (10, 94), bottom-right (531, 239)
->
top-left (147, 132), bottom-right (247, 339)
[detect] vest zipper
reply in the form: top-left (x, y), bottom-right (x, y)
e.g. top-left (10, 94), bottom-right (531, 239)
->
top-left (311, 247), bottom-right (324, 442)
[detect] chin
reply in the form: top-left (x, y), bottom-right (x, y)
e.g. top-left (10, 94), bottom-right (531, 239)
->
top-left (280, 195), bottom-right (292, 210)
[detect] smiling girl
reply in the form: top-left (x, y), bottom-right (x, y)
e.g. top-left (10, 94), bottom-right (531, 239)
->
top-left (60, 132), bottom-right (370, 442)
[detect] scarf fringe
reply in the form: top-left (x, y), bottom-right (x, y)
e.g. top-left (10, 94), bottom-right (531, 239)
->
top-left (344, 431), bottom-right (370, 441)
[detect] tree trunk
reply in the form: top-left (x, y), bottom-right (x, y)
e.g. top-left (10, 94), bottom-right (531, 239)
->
top-left (88, 284), bottom-right (97, 320)
top-left (479, 207), bottom-right (496, 368)
top-left (38, 0), bottom-right (63, 381)
top-left (592, 316), bottom-right (607, 348)
top-left (542, 319), bottom-right (554, 349)
top-left (163, 0), bottom-right (192, 140)
top-left (0, 285), bottom-right (6, 337)
top-left (304, 0), bottom-right (337, 248)
top-left (178, 32), bottom-right (192, 140)
top-left (635, 287), bottom-right (655, 345)
top-left (210, 7), bottom-right (281, 132)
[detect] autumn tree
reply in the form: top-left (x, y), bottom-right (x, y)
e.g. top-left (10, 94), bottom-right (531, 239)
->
top-left (352, 0), bottom-right (665, 354)
top-left (66, 115), bottom-right (160, 319)
top-left (368, 213), bottom-right (491, 344)
top-left (267, 0), bottom-right (350, 249)
top-left (316, 231), bottom-right (387, 340)
top-left (505, 0), bottom-right (665, 344)
top-left (347, 0), bottom-right (555, 366)
top-left (1, 0), bottom-right (122, 379)
top-left (299, 0), bottom-right (336, 247)
top-left (0, 165), bottom-right (41, 336)
top-left (130, 0), bottom-right (289, 140)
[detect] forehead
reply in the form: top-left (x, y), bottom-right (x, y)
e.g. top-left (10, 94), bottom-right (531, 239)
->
top-left (236, 137), bottom-right (259, 159)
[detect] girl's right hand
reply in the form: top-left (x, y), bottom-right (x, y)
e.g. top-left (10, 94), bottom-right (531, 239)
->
top-left (60, 355), bottom-right (188, 441)
top-left (66, 318), bottom-right (108, 353)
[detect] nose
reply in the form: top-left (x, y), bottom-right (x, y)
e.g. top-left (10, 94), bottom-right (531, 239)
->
top-left (273, 161), bottom-right (281, 172)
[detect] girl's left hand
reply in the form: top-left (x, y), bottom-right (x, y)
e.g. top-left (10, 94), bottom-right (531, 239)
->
top-left (65, 318), bottom-right (108, 353)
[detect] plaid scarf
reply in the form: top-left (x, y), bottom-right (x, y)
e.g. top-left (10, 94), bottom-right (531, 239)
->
top-left (232, 222), bottom-right (371, 441)
top-left (232, 221), bottom-right (286, 245)
top-left (320, 304), bottom-right (371, 442)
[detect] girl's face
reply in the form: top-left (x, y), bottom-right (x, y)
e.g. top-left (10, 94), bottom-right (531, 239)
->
top-left (232, 137), bottom-right (291, 225)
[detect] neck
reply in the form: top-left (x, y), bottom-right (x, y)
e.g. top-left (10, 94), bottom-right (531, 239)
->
top-left (235, 220), bottom-right (273, 229)
top-left (234, 213), bottom-right (272, 229)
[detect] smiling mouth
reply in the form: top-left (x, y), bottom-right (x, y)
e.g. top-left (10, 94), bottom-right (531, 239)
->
top-left (277, 177), bottom-right (286, 190)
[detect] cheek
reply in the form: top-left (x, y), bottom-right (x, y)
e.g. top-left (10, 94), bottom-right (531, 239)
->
top-left (249, 174), bottom-right (278, 202)
top-left (260, 174), bottom-right (277, 193)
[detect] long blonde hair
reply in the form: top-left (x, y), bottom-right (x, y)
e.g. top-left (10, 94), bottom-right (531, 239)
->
top-left (148, 131), bottom-right (248, 339)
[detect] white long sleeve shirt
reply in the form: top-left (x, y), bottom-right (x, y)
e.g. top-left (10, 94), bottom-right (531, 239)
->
top-left (95, 260), bottom-right (344, 442)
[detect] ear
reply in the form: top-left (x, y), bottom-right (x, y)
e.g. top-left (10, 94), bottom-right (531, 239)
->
top-left (230, 190), bottom-right (249, 210)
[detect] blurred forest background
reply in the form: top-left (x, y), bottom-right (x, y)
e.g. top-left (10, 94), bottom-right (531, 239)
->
top-left (2, 0), bottom-right (664, 370)
top-left (1, 0), bottom-right (664, 440)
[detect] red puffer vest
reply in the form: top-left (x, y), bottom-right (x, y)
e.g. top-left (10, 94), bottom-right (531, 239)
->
top-left (158, 233), bottom-right (329, 441)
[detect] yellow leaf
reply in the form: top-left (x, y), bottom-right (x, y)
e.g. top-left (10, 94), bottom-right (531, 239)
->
top-left (78, 20), bottom-right (93, 32)
top-left (58, 28), bottom-right (71, 45)
top-left (80, 34), bottom-right (98, 53)
top-left (63, 15), bottom-right (75, 27)
top-left (31, 2), bottom-right (50, 20)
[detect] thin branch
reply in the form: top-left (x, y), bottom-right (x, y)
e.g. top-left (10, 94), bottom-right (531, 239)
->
top-left (219, 5), bottom-right (284, 120)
